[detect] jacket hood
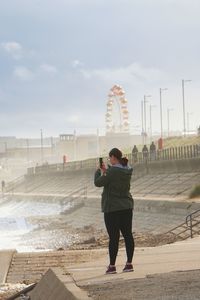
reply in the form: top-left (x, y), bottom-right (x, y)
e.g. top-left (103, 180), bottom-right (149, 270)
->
top-left (110, 166), bottom-right (133, 184)
top-left (112, 165), bottom-right (133, 174)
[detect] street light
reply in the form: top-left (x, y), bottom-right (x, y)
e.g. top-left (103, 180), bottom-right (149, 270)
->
top-left (96, 128), bottom-right (100, 157)
top-left (187, 112), bottom-right (193, 134)
top-left (144, 95), bottom-right (151, 143)
top-left (167, 108), bottom-right (173, 137)
top-left (150, 104), bottom-right (156, 141)
top-left (182, 79), bottom-right (192, 137)
top-left (51, 136), bottom-right (54, 156)
top-left (73, 129), bottom-right (77, 160)
top-left (159, 88), bottom-right (168, 138)
top-left (141, 100), bottom-right (144, 145)
top-left (26, 139), bottom-right (29, 162)
top-left (40, 129), bottom-right (44, 163)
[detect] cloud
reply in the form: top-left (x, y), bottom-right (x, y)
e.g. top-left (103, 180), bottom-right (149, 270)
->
top-left (39, 63), bottom-right (58, 74)
top-left (13, 66), bottom-right (34, 81)
top-left (12, 64), bottom-right (58, 81)
top-left (1, 41), bottom-right (37, 61)
top-left (80, 63), bottom-right (166, 85)
top-left (1, 41), bottom-right (23, 59)
top-left (71, 59), bottom-right (84, 68)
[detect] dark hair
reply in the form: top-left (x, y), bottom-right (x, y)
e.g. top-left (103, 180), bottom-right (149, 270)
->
top-left (121, 157), bottom-right (128, 166)
top-left (109, 148), bottom-right (122, 160)
top-left (109, 148), bottom-right (128, 166)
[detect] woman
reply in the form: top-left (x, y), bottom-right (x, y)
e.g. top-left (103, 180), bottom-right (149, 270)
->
top-left (94, 148), bottom-right (134, 274)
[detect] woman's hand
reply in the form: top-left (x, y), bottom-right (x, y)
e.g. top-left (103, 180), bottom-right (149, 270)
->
top-left (97, 163), bottom-right (106, 174)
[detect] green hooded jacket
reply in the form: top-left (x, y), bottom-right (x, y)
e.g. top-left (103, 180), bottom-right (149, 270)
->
top-left (94, 165), bottom-right (134, 213)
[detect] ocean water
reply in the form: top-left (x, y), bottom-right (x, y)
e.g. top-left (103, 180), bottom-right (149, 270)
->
top-left (0, 196), bottom-right (71, 251)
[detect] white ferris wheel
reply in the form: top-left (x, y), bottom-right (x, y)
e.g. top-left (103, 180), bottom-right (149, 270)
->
top-left (105, 85), bottom-right (130, 134)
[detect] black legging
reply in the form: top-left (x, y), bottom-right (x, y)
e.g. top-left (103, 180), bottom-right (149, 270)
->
top-left (104, 209), bottom-right (135, 265)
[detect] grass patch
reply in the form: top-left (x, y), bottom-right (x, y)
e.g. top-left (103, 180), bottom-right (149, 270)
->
top-left (190, 185), bottom-right (200, 198)
top-left (163, 135), bottom-right (200, 148)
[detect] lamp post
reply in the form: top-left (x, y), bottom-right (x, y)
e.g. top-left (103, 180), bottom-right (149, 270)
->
top-left (182, 79), bottom-right (192, 137)
top-left (26, 138), bottom-right (29, 162)
top-left (150, 104), bottom-right (156, 141)
top-left (144, 95), bottom-right (151, 144)
top-left (159, 88), bottom-right (168, 138)
top-left (51, 136), bottom-right (54, 157)
top-left (96, 128), bottom-right (100, 156)
top-left (167, 108), bottom-right (173, 137)
top-left (40, 129), bottom-right (44, 163)
top-left (187, 112), bottom-right (193, 134)
top-left (141, 100), bottom-right (144, 145)
top-left (73, 129), bottom-right (77, 160)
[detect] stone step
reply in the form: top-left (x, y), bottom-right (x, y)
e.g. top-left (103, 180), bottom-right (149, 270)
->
top-left (9, 171), bottom-right (200, 198)
top-left (6, 250), bottom-right (103, 283)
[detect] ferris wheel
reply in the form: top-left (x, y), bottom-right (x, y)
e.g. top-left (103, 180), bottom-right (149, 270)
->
top-left (105, 85), bottom-right (130, 134)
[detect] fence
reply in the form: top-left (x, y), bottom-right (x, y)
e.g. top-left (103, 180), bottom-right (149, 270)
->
top-left (27, 144), bottom-right (200, 175)
top-left (129, 144), bottom-right (200, 164)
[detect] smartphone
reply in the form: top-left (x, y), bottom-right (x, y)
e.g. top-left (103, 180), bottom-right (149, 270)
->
top-left (99, 157), bottom-right (103, 168)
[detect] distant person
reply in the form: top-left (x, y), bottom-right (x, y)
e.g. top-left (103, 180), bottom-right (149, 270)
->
top-left (1, 180), bottom-right (5, 193)
top-left (132, 145), bottom-right (138, 163)
top-left (63, 155), bottom-right (67, 164)
top-left (142, 145), bottom-right (149, 161)
top-left (150, 141), bottom-right (156, 160)
top-left (94, 148), bottom-right (134, 274)
top-left (158, 137), bottom-right (163, 150)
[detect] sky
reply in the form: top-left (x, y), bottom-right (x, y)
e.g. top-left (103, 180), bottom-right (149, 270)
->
top-left (0, 0), bottom-right (200, 138)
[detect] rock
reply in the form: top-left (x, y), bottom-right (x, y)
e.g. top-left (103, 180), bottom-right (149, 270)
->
top-left (83, 237), bottom-right (96, 244)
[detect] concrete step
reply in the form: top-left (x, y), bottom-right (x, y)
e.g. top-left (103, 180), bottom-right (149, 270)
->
top-left (8, 171), bottom-right (200, 198)
top-left (6, 250), bottom-right (103, 283)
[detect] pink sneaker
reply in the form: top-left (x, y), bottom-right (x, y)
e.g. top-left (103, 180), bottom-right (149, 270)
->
top-left (105, 265), bottom-right (117, 274)
top-left (123, 263), bottom-right (134, 272)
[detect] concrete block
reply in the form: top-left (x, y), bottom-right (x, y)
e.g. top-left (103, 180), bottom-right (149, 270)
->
top-left (30, 268), bottom-right (90, 300)
top-left (0, 249), bottom-right (16, 284)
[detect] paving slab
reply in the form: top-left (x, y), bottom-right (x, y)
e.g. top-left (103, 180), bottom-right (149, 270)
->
top-left (66, 237), bottom-right (200, 287)
top-left (4, 238), bottom-right (200, 299)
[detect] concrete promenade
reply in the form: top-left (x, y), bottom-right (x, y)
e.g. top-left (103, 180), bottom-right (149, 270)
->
top-left (1, 237), bottom-right (200, 299)
top-left (67, 237), bottom-right (200, 287)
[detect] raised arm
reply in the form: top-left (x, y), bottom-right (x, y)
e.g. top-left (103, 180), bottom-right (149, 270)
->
top-left (94, 168), bottom-right (112, 187)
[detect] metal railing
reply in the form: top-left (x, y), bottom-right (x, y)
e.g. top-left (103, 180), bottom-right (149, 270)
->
top-left (186, 209), bottom-right (200, 238)
top-left (26, 143), bottom-right (200, 175)
top-left (129, 144), bottom-right (200, 164)
top-left (165, 222), bottom-right (190, 240)
top-left (164, 208), bottom-right (200, 240)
